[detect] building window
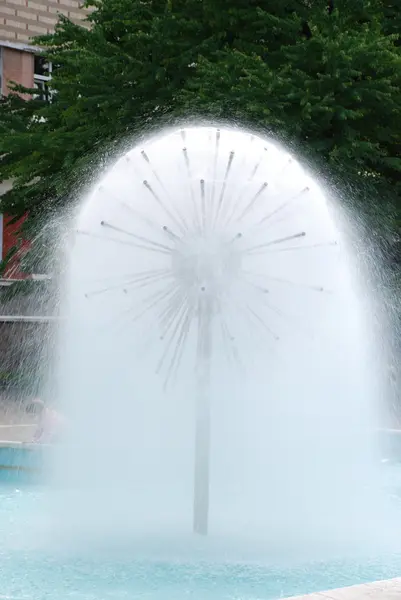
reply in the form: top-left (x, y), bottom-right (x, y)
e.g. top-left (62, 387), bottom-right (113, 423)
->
top-left (33, 56), bottom-right (52, 102)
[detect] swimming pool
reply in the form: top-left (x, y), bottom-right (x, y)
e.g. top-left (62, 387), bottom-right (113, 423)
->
top-left (0, 481), bottom-right (401, 600)
top-left (1, 462), bottom-right (401, 600)
top-left (1, 435), bottom-right (401, 600)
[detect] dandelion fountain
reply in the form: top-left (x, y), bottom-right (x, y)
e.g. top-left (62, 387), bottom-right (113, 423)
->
top-left (1, 125), bottom-right (400, 600)
top-left (57, 123), bottom-right (389, 545)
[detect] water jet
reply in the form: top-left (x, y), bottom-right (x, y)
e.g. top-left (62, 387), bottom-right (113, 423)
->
top-left (2, 124), bottom-right (400, 600)
top-left (57, 125), bottom-right (386, 547)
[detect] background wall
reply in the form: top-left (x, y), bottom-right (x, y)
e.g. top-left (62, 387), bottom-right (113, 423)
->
top-left (0, 0), bottom-right (88, 43)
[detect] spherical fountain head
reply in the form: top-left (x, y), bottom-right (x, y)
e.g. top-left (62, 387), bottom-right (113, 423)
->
top-left (171, 231), bottom-right (243, 298)
top-left (72, 124), bottom-right (347, 379)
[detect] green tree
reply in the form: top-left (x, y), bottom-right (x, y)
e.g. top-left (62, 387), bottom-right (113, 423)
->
top-left (382, 0), bottom-right (401, 41)
top-left (0, 0), bottom-right (400, 272)
top-left (0, 0), bottom-right (206, 270)
top-left (182, 0), bottom-right (401, 201)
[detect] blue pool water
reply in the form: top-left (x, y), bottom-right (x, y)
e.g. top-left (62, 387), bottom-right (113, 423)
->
top-left (1, 444), bottom-right (401, 600)
top-left (0, 480), bottom-right (400, 600)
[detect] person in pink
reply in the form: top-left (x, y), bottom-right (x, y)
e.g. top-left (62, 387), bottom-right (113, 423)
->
top-left (26, 398), bottom-right (66, 443)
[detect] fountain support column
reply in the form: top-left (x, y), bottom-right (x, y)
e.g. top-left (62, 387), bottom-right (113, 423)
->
top-left (193, 294), bottom-right (213, 535)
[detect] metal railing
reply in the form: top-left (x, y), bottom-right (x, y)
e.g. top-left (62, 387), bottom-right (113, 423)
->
top-left (0, 275), bottom-right (57, 321)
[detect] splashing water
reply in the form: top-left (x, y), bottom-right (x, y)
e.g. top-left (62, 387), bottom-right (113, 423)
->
top-left (53, 125), bottom-right (395, 559)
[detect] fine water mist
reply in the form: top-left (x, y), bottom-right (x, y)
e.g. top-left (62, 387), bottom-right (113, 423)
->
top-left (53, 125), bottom-right (394, 559)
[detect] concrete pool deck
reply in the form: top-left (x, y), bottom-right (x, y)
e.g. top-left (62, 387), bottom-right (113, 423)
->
top-left (286, 578), bottom-right (401, 600)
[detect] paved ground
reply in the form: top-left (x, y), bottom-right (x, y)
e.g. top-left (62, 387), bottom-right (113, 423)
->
top-left (0, 395), bottom-right (37, 443)
top-left (287, 578), bottom-right (401, 600)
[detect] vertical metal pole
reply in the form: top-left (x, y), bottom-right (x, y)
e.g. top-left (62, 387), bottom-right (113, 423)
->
top-left (193, 294), bottom-right (212, 535)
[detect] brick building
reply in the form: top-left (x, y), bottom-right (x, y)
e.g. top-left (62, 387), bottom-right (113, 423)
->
top-left (0, 0), bottom-right (88, 96)
top-left (0, 1), bottom-right (84, 384)
top-left (0, 0), bottom-right (86, 44)
top-left (0, 0), bottom-right (87, 272)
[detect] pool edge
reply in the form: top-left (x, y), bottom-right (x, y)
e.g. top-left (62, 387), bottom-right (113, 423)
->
top-left (0, 442), bottom-right (47, 482)
top-left (285, 577), bottom-right (401, 599)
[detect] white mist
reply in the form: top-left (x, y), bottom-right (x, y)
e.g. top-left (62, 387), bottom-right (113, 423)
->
top-left (52, 126), bottom-right (394, 559)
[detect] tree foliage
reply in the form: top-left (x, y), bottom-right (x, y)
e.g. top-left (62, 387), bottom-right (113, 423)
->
top-left (0, 0), bottom-right (401, 270)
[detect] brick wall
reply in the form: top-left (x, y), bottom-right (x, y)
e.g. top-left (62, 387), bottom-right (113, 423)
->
top-left (1, 214), bottom-right (30, 277)
top-left (0, 0), bottom-right (89, 44)
top-left (1, 45), bottom-right (34, 95)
